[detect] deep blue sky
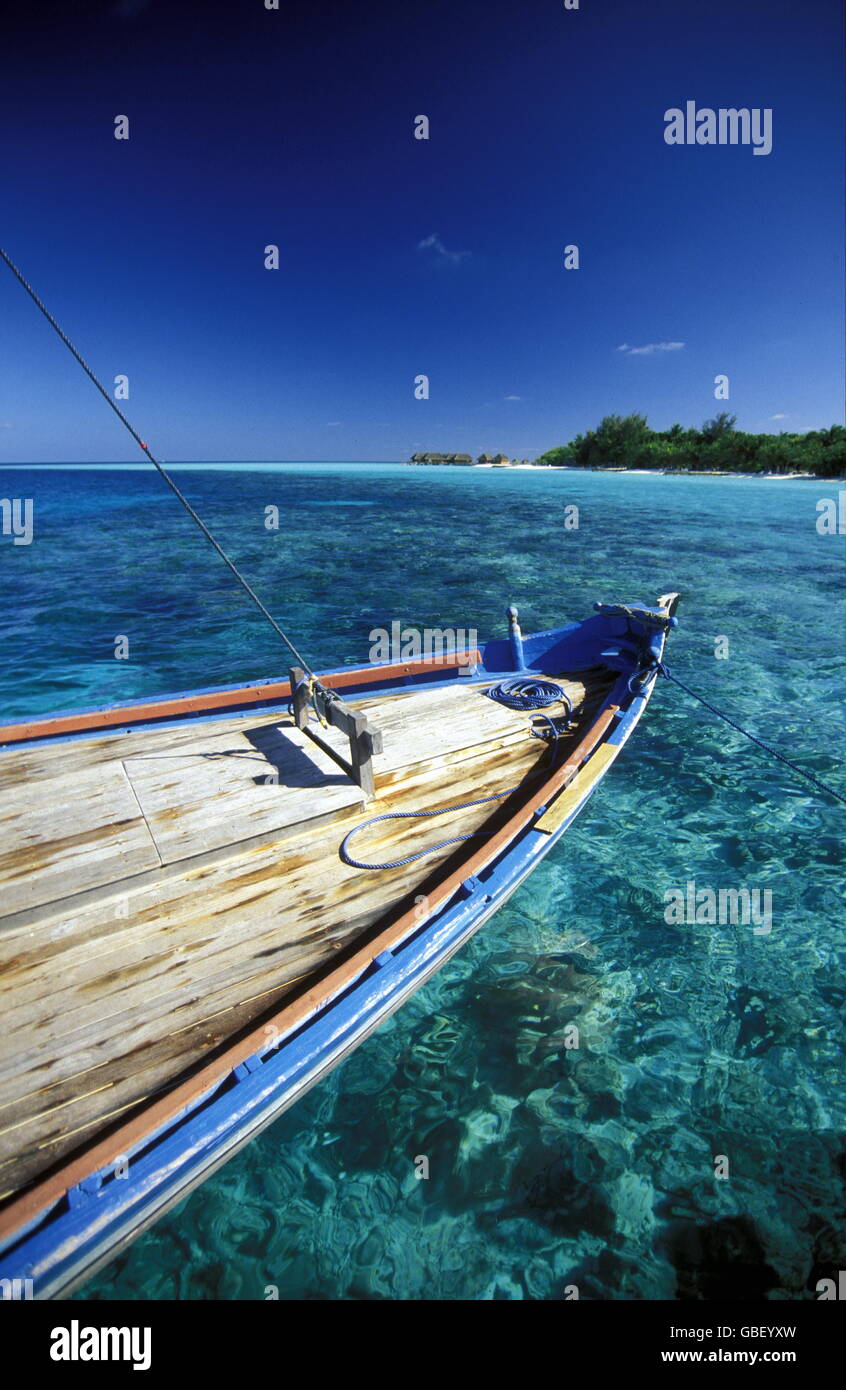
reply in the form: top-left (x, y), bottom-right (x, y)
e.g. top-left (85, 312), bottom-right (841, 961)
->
top-left (1, 0), bottom-right (843, 462)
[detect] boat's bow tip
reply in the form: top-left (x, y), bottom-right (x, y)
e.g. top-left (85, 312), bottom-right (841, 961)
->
top-left (657, 591), bottom-right (681, 617)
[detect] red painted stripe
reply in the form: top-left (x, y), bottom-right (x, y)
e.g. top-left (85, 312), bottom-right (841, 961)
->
top-left (0, 699), bottom-right (617, 1245)
top-left (0, 652), bottom-right (483, 746)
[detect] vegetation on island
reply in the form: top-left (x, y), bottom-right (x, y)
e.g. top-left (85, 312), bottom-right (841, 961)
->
top-left (409, 452), bottom-right (474, 464)
top-left (534, 414), bottom-right (846, 477)
top-left (408, 452), bottom-right (530, 466)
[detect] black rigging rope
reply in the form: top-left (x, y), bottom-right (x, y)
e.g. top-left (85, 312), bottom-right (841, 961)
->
top-left (0, 247), bottom-right (316, 677)
top-left (655, 662), bottom-right (846, 807)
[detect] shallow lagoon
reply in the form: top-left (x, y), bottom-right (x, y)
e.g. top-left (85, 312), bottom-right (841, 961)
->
top-left (2, 463), bottom-right (843, 1300)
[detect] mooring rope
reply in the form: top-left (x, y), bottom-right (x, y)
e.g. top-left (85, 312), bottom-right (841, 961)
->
top-left (486, 677), bottom-right (570, 712)
top-left (339, 790), bottom-right (514, 871)
top-left (340, 690), bottom-right (566, 870)
top-left (10, 244), bottom-right (836, 818)
top-left (0, 247), bottom-right (316, 677)
top-left (655, 662), bottom-right (846, 807)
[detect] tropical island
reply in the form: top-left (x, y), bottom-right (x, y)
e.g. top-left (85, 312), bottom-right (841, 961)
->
top-left (407, 415), bottom-right (846, 477)
top-left (537, 413), bottom-right (846, 477)
top-left (409, 452), bottom-right (531, 466)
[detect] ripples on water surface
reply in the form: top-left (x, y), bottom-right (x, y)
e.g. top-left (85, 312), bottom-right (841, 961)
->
top-left (1, 463), bottom-right (844, 1300)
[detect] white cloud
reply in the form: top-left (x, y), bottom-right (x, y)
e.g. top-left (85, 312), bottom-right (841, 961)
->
top-left (504, 395), bottom-right (522, 401)
top-left (617, 341), bottom-right (685, 356)
top-left (770, 413), bottom-right (789, 420)
top-left (417, 233), bottom-right (469, 266)
top-left (325, 421), bottom-right (341, 427)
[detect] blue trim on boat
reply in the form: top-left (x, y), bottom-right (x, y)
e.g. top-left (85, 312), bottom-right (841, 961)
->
top-left (0, 602), bottom-right (674, 1297)
top-left (0, 730), bottom-right (622, 1298)
top-left (0, 617), bottom-right (626, 752)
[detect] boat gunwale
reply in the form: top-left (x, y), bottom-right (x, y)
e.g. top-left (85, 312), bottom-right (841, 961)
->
top-left (0, 650), bottom-right (486, 748)
top-left (0, 677), bottom-right (630, 1253)
top-left (0, 597), bottom-right (678, 1290)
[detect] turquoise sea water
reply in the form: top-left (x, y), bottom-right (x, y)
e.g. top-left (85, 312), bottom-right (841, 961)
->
top-left (2, 463), bottom-right (844, 1300)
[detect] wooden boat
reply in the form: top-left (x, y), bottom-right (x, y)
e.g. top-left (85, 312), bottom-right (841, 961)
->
top-left (0, 593), bottom-right (678, 1298)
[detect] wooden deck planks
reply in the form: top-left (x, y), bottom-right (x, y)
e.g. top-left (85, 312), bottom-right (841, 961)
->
top-left (0, 710), bottom-right (276, 791)
top-left (122, 721), bottom-right (365, 864)
top-left (0, 670), bottom-right (607, 1200)
top-left (0, 974), bottom-right (303, 1198)
top-left (0, 763), bottom-right (161, 916)
top-left (0, 737), bottom-right (542, 1101)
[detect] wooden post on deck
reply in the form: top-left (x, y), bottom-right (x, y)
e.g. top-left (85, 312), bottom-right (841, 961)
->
top-left (289, 666), bottom-right (311, 730)
top-left (289, 667), bottom-right (383, 801)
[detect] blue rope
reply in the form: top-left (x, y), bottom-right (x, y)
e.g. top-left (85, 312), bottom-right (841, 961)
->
top-left (656, 662), bottom-right (846, 808)
top-left (343, 659), bottom-right (844, 872)
top-left (340, 686), bottom-right (568, 871)
top-left (486, 677), bottom-right (570, 712)
top-left (339, 790), bottom-right (514, 870)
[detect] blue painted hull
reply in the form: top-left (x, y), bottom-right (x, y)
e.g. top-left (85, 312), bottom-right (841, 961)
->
top-left (0, 597), bottom-right (677, 1298)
